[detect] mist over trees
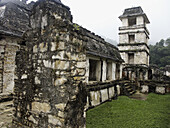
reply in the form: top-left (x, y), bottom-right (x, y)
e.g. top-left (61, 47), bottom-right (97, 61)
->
top-left (149, 37), bottom-right (170, 68)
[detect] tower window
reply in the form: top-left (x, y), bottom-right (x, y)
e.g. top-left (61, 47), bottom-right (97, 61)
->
top-left (129, 35), bottom-right (135, 43)
top-left (128, 17), bottom-right (136, 26)
top-left (128, 53), bottom-right (134, 64)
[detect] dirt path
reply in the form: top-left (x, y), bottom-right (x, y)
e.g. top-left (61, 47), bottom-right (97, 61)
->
top-left (129, 91), bottom-right (148, 100)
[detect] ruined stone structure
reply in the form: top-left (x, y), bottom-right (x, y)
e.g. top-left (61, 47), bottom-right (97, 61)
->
top-left (118, 7), bottom-right (170, 94)
top-left (0, 0), bottom-right (123, 127)
top-left (0, 0), bottom-right (169, 128)
top-left (118, 6), bottom-right (150, 65)
top-left (118, 7), bottom-right (150, 82)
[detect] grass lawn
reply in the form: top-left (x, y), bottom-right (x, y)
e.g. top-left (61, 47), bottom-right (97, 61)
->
top-left (86, 93), bottom-right (170, 128)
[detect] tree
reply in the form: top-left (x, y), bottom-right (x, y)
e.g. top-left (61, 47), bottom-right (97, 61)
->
top-left (149, 37), bottom-right (170, 68)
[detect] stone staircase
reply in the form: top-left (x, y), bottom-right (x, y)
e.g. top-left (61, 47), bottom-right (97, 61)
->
top-left (119, 80), bottom-right (136, 96)
top-left (124, 83), bottom-right (136, 96)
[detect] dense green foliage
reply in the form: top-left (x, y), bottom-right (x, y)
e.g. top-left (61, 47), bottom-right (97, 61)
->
top-left (149, 37), bottom-right (170, 68)
top-left (87, 93), bottom-right (170, 128)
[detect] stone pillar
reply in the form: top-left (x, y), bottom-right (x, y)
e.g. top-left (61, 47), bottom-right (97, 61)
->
top-left (119, 64), bottom-right (123, 79)
top-left (0, 40), bottom-right (19, 94)
top-left (13, 0), bottom-right (87, 128)
top-left (112, 62), bottom-right (116, 80)
top-left (102, 60), bottom-right (107, 82)
top-left (85, 57), bottom-right (89, 83)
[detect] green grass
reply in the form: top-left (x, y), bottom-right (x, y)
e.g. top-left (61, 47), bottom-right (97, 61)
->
top-left (86, 93), bottom-right (170, 128)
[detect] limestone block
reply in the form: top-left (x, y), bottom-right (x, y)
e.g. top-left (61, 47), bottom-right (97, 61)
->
top-left (55, 103), bottom-right (66, 111)
top-left (78, 54), bottom-right (86, 61)
top-left (0, 61), bottom-right (2, 69)
top-left (54, 77), bottom-right (67, 86)
top-left (71, 68), bottom-right (85, 76)
top-left (76, 62), bottom-right (86, 68)
top-left (3, 73), bottom-right (14, 93)
top-left (35, 76), bottom-right (41, 84)
top-left (52, 51), bottom-right (65, 59)
top-left (41, 15), bottom-right (47, 29)
top-left (101, 89), bottom-right (109, 102)
top-left (90, 91), bottom-right (100, 106)
top-left (28, 115), bottom-right (38, 124)
top-left (117, 85), bottom-right (120, 95)
top-left (39, 43), bottom-right (48, 52)
top-left (51, 42), bottom-right (65, 51)
top-left (51, 42), bottom-right (56, 51)
top-left (33, 45), bottom-right (38, 53)
top-left (69, 53), bottom-right (79, 61)
top-left (32, 102), bottom-right (51, 113)
top-left (43, 60), bottom-right (54, 68)
top-left (109, 87), bottom-right (115, 99)
top-left (21, 74), bottom-right (27, 79)
top-left (58, 111), bottom-right (64, 118)
top-left (156, 86), bottom-right (165, 94)
top-left (141, 85), bottom-right (149, 93)
top-left (58, 42), bottom-right (65, 50)
top-left (48, 115), bottom-right (62, 126)
top-left (55, 61), bottom-right (69, 70)
top-left (0, 46), bottom-right (4, 52)
top-left (85, 96), bottom-right (89, 110)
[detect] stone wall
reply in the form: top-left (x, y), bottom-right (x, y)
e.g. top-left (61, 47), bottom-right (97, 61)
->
top-left (13, 0), bottom-right (87, 127)
top-left (140, 80), bottom-right (170, 94)
top-left (86, 81), bottom-right (120, 109)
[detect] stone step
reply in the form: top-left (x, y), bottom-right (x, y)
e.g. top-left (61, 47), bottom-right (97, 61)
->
top-left (129, 91), bottom-right (136, 95)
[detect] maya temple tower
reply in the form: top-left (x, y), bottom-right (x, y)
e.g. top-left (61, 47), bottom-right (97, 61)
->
top-left (118, 6), bottom-right (150, 66)
top-left (118, 6), bottom-right (150, 80)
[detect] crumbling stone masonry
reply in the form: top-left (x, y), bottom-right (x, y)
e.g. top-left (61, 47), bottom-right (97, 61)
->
top-left (0, 37), bottom-right (19, 93)
top-left (13, 0), bottom-right (87, 127)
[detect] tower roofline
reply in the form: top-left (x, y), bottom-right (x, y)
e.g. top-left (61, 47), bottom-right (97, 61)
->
top-left (119, 6), bottom-right (150, 24)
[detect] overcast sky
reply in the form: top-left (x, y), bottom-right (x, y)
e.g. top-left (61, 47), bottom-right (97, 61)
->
top-left (28, 0), bottom-right (170, 44)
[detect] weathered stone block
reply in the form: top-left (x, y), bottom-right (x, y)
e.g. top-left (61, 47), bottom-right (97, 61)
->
top-left (90, 91), bottom-right (100, 106)
top-left (101, 89), bottom-right (109, 102)
top-left (109, 86), bottom-right (115, 99)
top-left (156, 86), bottom-right (165, 94)
top-left (34, 76), bottom-right (41, 84)
top-left (55, 77), bottom-right (67, 86)
top-left (71, 69), bottom-right (85, 76)
top-left (117, 85), bottom-right (121, 95)
top-left (48, 115), bottom-right (62, 126)
top-left (141, 85), bottom-right (149, 93)
top-left (39, 43), bottom-right (48, 52)
top-left (32, 102), bottom-right (51, 113)
top-left (55, 103), bottom-right (66, 111)
top-left (43, 60), bottom-right (54, 68)
top-left (28, 115), bottom-right (38, 124)
top-left (52, 51), bottom-right (65, 60)
top-left (55, 60), bottom-right (69, 70)
top-left (76, 62), bottom-right (86, 68)
top-left (21, 74), bottom-right (27, 79)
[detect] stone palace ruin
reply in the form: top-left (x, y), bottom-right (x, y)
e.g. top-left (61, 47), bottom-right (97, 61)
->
top-left (0, 0), bottom-right (169, 127)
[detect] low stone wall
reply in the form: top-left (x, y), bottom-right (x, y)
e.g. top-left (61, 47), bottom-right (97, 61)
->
top-left (140, 80), bottom-right (170, 94)
top-left (86, 81), bottom-right (120, 109)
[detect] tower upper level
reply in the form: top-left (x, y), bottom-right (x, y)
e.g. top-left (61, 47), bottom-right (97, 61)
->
top-left (119, 6), bottom-right (150, 27)
top-left (118, 6), bottom-right (150, 44)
